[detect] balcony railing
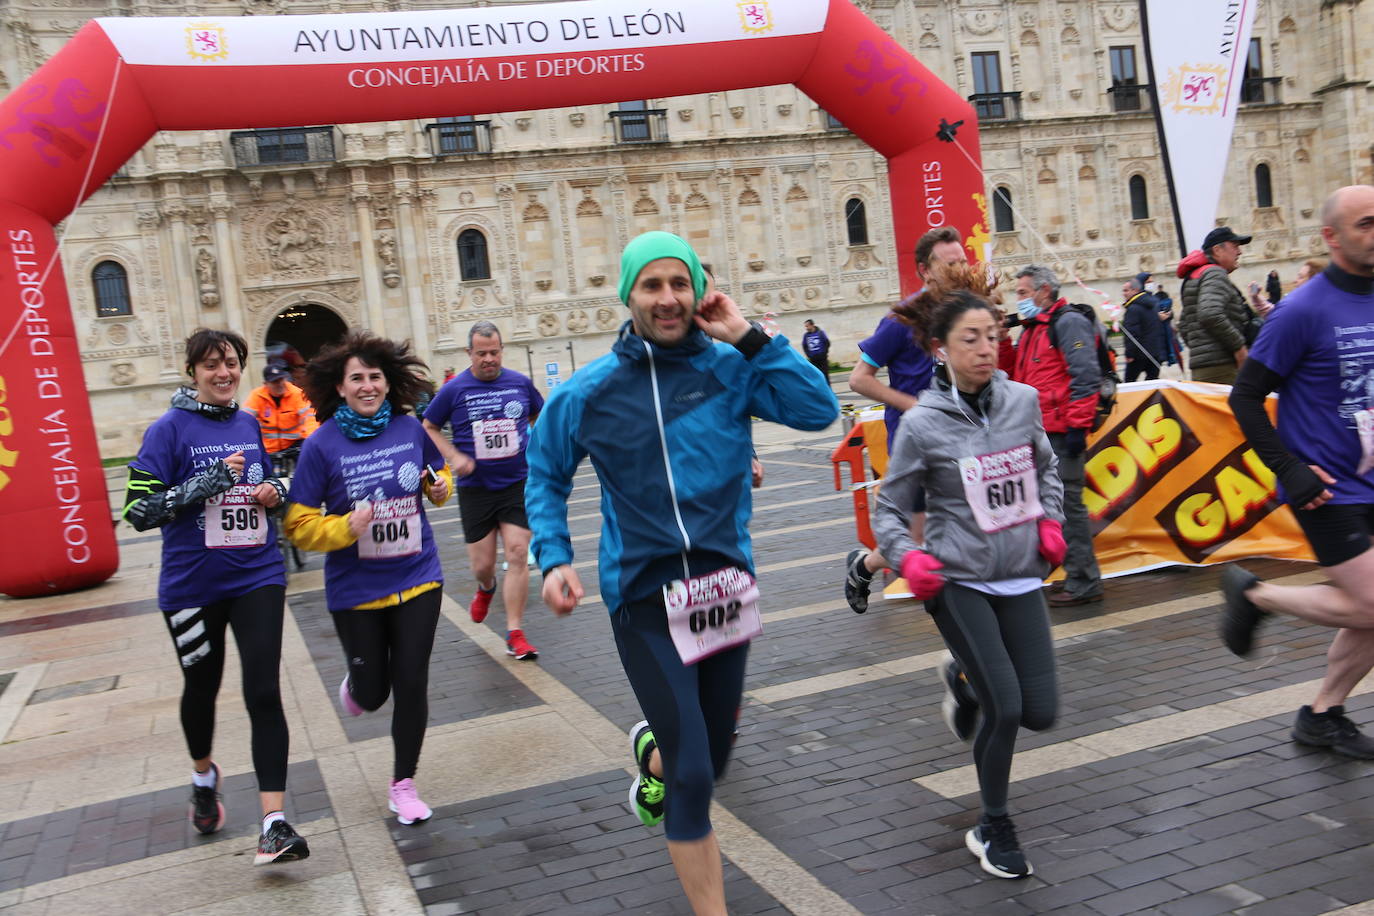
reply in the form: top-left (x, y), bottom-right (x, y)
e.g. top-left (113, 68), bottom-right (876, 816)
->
top-left (230, 127), bottom-right (337, 167)
top-left (609, 108), bottom-right (669, 143)
top-left (1107, 83), bottom-right (1153, 113)
top-left (425, 120), bottom-right (493, 156)
top-left (968, 91), bottom-right (1022, 122)
top-left (1240, 76), bottom-right (1282, 106)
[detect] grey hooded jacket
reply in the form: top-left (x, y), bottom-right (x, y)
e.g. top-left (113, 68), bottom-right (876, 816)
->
top-left (873, 369), bottom-right (1065, 584)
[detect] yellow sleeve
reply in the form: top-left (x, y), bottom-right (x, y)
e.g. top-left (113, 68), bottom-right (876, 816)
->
top-left (423, 466), bottom-right (453, 507)
top-left (284, 501), bottom-right (359, 552)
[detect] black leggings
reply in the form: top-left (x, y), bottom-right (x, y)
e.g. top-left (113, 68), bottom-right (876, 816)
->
top-left (333, 588), bottom-right (442, 781)
top-left (162, 583), bottom-right (289, 792)
top-left (611, 597), bottom-right (749, 842)
top-left (927, 583), bottom-right (1058, 817)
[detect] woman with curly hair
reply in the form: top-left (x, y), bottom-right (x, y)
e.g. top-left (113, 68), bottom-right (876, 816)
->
top-left (285, 332), bottom-right (453, 825)
top-left (123, 328), bottom-right (309, 865)
top-left (875, 283), bottom-right (1065, 880)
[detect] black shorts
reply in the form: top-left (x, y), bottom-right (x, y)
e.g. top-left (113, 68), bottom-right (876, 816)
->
top-left (1291, 502), bottom-right (1374, 567)
top-left (457, 480), bottom-right (528, 543)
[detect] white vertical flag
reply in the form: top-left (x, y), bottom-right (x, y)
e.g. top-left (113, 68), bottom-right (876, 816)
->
top-left (1141, 0), bottom-right (1258, 254)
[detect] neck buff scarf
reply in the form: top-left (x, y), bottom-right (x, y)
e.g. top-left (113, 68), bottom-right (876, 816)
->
top-left (171, 386), bottom-right (238, 421)
top-left (617, 231), bottom-right (708, 306)
top-left (334, 399), bottom-right (392, 439)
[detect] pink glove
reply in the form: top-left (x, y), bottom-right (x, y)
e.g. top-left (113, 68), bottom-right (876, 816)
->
top-left (901, 550), bottom-right (946, 601)
top-left (1038, 518), bottom-right (1067, 567)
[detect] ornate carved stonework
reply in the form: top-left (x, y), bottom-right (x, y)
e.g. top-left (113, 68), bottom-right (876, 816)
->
top-left (961, 10), bottom-right (1003, 35)
top-left (566, 309), bottom-right (589, 333)
top-left (595, 307), bottom-right (617, 330)
top-left (522, 196), bottom-right (549, 222)
top-left (576, 189), bottom-right (602, 216)
top-left (109, 362), bottom-right (136, 386)
top-left (633, 189), bottom-right (659, 215)
top-left (377, 232), bottom-right (400, 287)
top-left (1101, 5), bottom-right (1138, 31)
top-left (537, 312), bottom-right (560, 336)
top-left (240, 203), bottom-right (347, 277)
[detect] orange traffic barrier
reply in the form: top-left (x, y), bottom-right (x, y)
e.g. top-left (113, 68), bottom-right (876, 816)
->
top-left (830, 408), bottom-right (889, 551)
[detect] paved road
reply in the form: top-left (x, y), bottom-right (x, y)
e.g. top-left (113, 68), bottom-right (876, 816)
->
top-left (3, 407), bottom-right (1373, 915)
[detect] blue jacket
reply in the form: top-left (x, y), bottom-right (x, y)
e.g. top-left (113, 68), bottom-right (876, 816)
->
top-left (526, 321), bottom-right (839, 612)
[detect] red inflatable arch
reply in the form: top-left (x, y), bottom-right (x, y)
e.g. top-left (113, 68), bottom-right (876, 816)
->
top-left (0, 0), bottom-right (983, 597)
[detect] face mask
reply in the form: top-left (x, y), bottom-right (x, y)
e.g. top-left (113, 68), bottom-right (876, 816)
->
top-left (1145, 282), bottom-right (1159, 293)
top-left (1017, 298), bottom-right (1041, 320)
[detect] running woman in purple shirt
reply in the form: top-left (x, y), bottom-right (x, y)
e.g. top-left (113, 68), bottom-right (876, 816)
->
top-left (423, 321), bottom-right (544, 660)
top-left (285, 332), bottom-right (453, 826)
top-left (123, 328), bottom-right (308, 866)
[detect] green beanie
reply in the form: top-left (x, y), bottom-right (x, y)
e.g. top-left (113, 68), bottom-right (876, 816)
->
top-left (617, 231), bottom-right (707, 306)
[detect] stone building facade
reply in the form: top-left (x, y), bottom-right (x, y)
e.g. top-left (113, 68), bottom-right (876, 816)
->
top-left (1, 0), bottom-right (1369, 458)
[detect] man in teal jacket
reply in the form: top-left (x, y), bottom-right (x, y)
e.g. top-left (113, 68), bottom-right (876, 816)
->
top-left (525, 231), bottom-right (837, 914)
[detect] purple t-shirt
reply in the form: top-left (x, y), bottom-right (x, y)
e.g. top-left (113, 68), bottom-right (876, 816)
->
top-left (859, 314), bottom-right (936, 445)
top-left (131, 408), bottom-right (284, 611)
top-left (426, 368), bottom-right (544, 489)
top-left (289, 415), bottom-right (445, 610)
top-left (1249, 272), bottom-right (1374, 504)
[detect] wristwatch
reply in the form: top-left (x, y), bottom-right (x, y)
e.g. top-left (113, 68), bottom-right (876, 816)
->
top-left (734, 321), bottom-right (770, 359)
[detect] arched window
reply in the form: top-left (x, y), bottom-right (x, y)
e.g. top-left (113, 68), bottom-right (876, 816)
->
top-left (457, 228), bottom-right (490, 280)
top-left (845, 198), bottom-right (868, 246)
top-left (1255, 163), bottom-right (1274, 208)
top-left (1128, 174), bottom-right (1149, 220)
top-left (993, 186), bottom-right (1015, 232)
top-left (92, 261), bottom-right (131, 317)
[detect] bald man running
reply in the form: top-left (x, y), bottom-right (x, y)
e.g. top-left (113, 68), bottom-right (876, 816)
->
top-left (1222, 185), bottom-right (1374, 758)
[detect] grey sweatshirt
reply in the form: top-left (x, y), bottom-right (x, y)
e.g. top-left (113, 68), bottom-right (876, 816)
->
top-left (873, 370), bottom-right (1065, 583)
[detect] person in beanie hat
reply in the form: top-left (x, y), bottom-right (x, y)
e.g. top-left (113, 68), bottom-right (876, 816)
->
top-left (526, 231), bottom-right (837, 913)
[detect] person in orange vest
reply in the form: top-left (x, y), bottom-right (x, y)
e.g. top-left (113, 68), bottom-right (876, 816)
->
top-left (244, 362), bottom-right (318, 456)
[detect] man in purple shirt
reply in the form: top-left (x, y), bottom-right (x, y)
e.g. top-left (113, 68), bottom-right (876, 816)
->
top-left (423, 321), bottom-right (544, 659)
top-left (844, 226), bottom-right (967, 613)
top-left (1223, 185), bottom-right (1374, 758)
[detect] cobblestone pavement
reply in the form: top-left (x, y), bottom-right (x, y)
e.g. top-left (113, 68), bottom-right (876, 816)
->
top-left (3, 402), bottom-right (1374, 915)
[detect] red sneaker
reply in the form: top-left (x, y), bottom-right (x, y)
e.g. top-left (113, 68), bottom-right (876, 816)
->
top-left (506, 629), bottom-right (538, 660)
top-left (469, 585), bottom-right (495, 623)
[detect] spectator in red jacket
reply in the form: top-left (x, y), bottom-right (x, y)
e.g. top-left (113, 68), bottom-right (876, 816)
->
top-left (1001, 264), bottom-right (1103, 606)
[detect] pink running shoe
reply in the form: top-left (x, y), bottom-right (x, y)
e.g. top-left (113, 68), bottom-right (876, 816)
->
top-left (506, 629), bottom-right (538, 660)
top-left (469, 586), bottom-right (495, 623)
top-left (338, 675), bottom-right (365, 717)
top-left (388, 778), bottom-right (433, 825)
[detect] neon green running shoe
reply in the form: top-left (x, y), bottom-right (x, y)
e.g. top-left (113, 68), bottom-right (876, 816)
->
top-left (628, 720), bottom-right (665, 826)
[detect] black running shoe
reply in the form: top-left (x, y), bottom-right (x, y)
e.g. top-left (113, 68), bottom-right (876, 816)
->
top-left (254, 819), bottom-right (310, 866)
top-left (1219, 565), bottom-right (1266, 657)
top-left (844, 549), bottom-right (874, 614)
top-left (939, 653), bottom-right (979, 743)
top-left (189, 762), bottom-right (224, 835)
top-left (965, 814), bottom-right (1031, 879)
top-left (1292, 705), bottom-right (1374, 760)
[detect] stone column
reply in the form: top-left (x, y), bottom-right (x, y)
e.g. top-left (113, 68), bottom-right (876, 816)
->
top-left (394, 186), bottom-right (431, 360)
top-left (208, 190), bottom-right (245, 338)
top-left (350, 173), bottom-right (387, 334)
top-left (160, 191), bottom-right (200, 348)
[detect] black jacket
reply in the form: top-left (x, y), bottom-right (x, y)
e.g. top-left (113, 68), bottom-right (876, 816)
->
top-left (1123, 292), bottom-right (1167, 362)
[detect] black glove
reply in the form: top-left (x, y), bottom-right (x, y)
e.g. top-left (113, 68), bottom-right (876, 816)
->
top-left (1276, 461), bottom-right (1327, 509)
top-left (1063, 427), bottom-right (1087, 458)
top-left (124, 460), bottom-right (236, 531)
top-left (1002, 312), bottom-right (1021, 330)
